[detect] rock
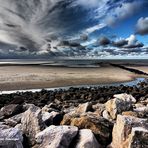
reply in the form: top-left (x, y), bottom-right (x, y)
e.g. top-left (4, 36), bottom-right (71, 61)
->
top-left (111, 115), bottom-right (148, 148)
top-left (74, 129), bottom-right (101, 148)
top-left (21, 104), bottom-right (45, 146)
top-left (122, 111), bottom-right (138, 117)
top-left (4, 113), bottom-right (23, 127)
top-left (92, 103), bottom-right (105, 116)
top-left (0, 128), bottom-right (23, 148)
top-left (105, 97), bottom-right (133, 120)
top-left (102, 110), bottom-right (112, 121)
top-left (62, 113), bottom-right (113, 146)
top-left (75, 102), bottom-right (92, 114)
top-left (35, 125), bottom-right (78, 148)
top-left (128, 127), bottom-right (148, 147)
top-left (0, 104), bottom-right (22, 118)
top-left (113, 93), bottom-right (136, 103)
top-left (0, 122), bottom-right (10, 130)
top-left (42, 111), bottom-right (63, 126)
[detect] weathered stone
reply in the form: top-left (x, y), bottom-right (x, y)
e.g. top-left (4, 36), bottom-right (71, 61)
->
top-left (122, 111), bottom-right (138, 117)
top-left (113, 93), bottom-right (136, 103)
top-left (42, 111), bottom-right (63, 126)
top-left (21, 105), bottom-right (45, 146)
top-left (61, 113), bottom-right (113, 146)
top-left (4, 113), bottom-right (23, 127)
top-left (92, 103), bottom-right (105, 116)
top-left (74, 129), bottom-right (101, 148)
top-left (35, 125), bottom-right (78, 148)
top-left (0, 104), bottom-right (22, 118)
top-left (0, 122), bottom-right (10, 130)
top-left (75, 102), bottom-right (92, 114)
top-left (105, 97), bottom-right (133, 119)
top-left (111, 115), bottom-right (148, 148)
top-left (102, 110), bottom-right (112, 121)
top-left (0, 128), bottom-right (23, 148)
top-left (128, 127), bottom-right (148, 147)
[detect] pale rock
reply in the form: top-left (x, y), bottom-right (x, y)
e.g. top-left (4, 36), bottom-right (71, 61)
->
top-left (75, 102), bottom-right (92, 114)
top-left (114, 93), bottom-right (136, 103)
top-left (102, 110), bottom-right (112, 121)
top-left (21, 104), bottom-right (45, 146)
top-left (0, 128), bottom-right (23, 148)
top-left (35, 125), bottom-right (78, 148)
top-left (111, 115), bottom-right (148, 148)
top-left (92, 103), bottom-right (105, 116)
top-left (75, 129), bottom-right (101, 148)
top-left (105, 98), bottom-right (133, 119)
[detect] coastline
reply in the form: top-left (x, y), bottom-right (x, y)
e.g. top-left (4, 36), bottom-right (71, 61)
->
top-left (0, 65), bottom-right (148, 91)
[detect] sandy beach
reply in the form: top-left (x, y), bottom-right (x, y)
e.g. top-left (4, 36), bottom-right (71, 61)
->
top-left (0, 65), bottom-right (147, 91)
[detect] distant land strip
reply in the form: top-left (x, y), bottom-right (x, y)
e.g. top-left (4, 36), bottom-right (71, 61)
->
top-left (110, 63), bottom-right (148, 76)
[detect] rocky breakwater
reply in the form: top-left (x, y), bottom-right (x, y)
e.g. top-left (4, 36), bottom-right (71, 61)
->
top-left (0, 80), bottom-right (147, 147)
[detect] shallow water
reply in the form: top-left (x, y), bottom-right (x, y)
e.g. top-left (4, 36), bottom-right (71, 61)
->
top-left (0, 78), bottom-right (146, 95)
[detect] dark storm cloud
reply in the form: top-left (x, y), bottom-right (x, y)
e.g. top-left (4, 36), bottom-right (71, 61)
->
top-left (98, 37), bottom-right (111, 46)
top-left (112, 40), bottom-right (128, 47)
top-left (135, 17), bottom-right (148, 35)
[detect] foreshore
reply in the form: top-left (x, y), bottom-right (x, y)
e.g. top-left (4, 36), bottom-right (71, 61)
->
top-left (0, 65), bottom-right (148, 91)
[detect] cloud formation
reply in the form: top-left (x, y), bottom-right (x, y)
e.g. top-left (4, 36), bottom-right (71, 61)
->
top-left (135, 17), bottom-right (148, 35)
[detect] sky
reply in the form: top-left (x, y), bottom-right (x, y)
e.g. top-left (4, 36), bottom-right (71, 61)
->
top-left (0, 0), bottom-right (148, 59)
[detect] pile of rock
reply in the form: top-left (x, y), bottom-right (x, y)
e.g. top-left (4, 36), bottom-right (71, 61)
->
top-left (0, 93), bottom-right (147, 148)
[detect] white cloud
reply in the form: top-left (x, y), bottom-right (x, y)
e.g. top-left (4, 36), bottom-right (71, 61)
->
top-left (85, 24), bottom-right (106, 34)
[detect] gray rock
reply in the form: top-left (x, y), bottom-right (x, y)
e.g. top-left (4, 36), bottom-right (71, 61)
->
top-left (4, 113), bottom-right (23, 127)
top-left (0, 128), bottom-right (23, 148)
top-left (21, 104), bottom-right (45, 146)
top-left (35, 125), bottom-right (78, 148)
top-left (75, 129), bottom-right (101, 148)
top-left (0, 104), bottom-right (22, 118)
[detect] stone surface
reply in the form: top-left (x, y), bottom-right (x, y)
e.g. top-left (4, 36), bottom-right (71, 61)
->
top-left (0, 104), bottom-right (22, 118)
top-left (105, 97), bottom-right (133, 119)
top-left (4, 113), bottom-right (23, 127)
top-left (21, 104), bottom-right (45, 146)
top-left (113, 93), bottom-right (136, 103)
top-left (92, 103), bottom-right (105, 116)
top-left (61, 113), bottom-right (113, 146)
top-left (75, 102), bottom-right (92, 114)
top-left (0, 128), bottom-right (23, 148)
top-left (128, 127), bottom-right (148, 148)
top-left (74, 129), bottom-right (101, 148)
top-left (35, 125), bottom-right (78, 148)
top-left (111, 115), bottom-right (148, 148)
top-left (42, 111), bottom-right (63, 126)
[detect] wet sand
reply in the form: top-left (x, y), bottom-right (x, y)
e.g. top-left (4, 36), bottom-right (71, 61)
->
top-left (0, 65), bottom-right (147, 91)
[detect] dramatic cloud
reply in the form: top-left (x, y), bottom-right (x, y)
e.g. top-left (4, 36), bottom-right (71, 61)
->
top-left (135, 17), bottom-right (148, 35)
top-left (0, 0), bottom-right (147, 58)
top-left (98, 37), bottom-right (111, 46)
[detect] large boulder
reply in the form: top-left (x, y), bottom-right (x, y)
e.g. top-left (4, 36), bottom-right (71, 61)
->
top-left (105, 94), bottom-right (135, 119)
top-left (61, 113), bottom-right (113, 146)
top-left (74, 129), bottom-right (101, 148)
top-left (0, 128), bottom-right (23, 148)
top-left (35, 125), bottom-right (78, 148)
top-left (21, 105), bottom-right (45, 146)
top-left (111, 115), bottom-right (148, 148)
